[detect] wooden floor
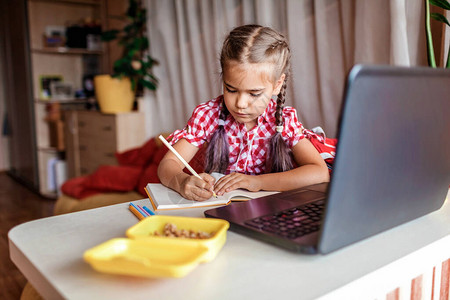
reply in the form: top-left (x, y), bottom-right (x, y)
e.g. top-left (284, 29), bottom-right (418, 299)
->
top-left (0, 172), bottom-right (55, 300)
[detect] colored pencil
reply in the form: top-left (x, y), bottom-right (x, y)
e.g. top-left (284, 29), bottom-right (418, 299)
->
top-left (130, 202), bottom-right (147, 218)
top-left (142, 205), bottom-right (155, 216)
top-left (158, 135), bottom-right (217, 198)
top-left (128, 205), bottom-right (145, 220)
top-left (137, 204), bottom-right (150, 216)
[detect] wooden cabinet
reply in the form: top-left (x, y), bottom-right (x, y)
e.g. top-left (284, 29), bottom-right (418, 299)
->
top-left (65, 110), bottom-right (146, 178)
top-left (26, 0), bottom-right (108, 197)
top-left (2, 0), bottom-right (127, 198)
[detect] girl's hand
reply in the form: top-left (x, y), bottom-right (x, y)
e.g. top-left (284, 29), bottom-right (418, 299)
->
top-left (179, 173), bottom-right (215, 201)
top-left (214, 173), bottom-right (261, 196)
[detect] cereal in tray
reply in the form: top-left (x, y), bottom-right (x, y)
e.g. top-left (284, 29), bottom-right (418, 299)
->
top-left (152, 223), bottom-right (214, 239)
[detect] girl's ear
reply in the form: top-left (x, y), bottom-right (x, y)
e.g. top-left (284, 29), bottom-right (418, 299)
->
top-left (272, 73), bottom-right (286, 95)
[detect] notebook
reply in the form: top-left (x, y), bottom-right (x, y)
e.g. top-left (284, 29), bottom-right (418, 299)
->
top-left (145, 173), bottom-right (278, 210)
top-left (205, 64), bottom-right (450, 254)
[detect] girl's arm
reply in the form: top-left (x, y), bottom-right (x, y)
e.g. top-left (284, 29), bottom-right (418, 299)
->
top-left (157, 138), bottom-right (215, 201)
top-left (214, 138), bottom-right (330, 195)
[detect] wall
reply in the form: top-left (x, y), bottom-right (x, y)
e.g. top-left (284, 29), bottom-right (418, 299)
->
top-left (0, 0), bottom-right (10, 172)
top-left (0, 58), bottom-right (10, 172)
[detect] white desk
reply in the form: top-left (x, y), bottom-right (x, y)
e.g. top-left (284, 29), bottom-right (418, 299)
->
top-left (9, 192), bottom-right (450, 300)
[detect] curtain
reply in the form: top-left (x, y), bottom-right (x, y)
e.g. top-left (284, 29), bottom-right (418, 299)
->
top-left (441, 9), bottom-right (450, 67)
top-left (141, 0), bottom-right (432, 139)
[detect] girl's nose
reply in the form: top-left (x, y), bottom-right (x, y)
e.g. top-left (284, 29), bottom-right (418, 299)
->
top-left (235, 94), bottom-right (248, 109)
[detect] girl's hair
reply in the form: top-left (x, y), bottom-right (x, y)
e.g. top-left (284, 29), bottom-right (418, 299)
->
top-left (205, 24), bottom-right (292, 174)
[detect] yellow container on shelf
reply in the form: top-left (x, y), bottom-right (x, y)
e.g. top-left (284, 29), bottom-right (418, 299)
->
top-left (94, 74), bottom-right (134, 114)
top-left (126, 215), bottom-right (230, 262)
top-left (83, 216), bottom-right (229, 278)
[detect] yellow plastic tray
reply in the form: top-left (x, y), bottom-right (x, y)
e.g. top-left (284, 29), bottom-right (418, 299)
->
top-left (83, 238), bottom-right (208, 278)
top-left (126, 215), bottom-right (230, 262)
top-left (84, 216), bottom-right (229, 278)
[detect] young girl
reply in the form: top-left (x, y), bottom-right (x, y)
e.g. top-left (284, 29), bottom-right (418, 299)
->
top-left (158, 24), bottom-right (333, 201)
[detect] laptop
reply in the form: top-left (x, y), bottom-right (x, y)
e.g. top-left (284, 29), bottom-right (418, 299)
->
top-left (204, 64), bottom-right (450, 254)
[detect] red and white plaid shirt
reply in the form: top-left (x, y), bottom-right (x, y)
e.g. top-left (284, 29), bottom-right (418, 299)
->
top-left (169, 95), bottom-right (315, 175)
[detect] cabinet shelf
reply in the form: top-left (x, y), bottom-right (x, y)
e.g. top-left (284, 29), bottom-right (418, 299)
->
top-left (38, 146), bottom-right (60, 153)
top-left (32, 47), bottom-right (103, 55)
top-left (35, 98), bottom-right (92, 104)
top-left (29, 0), bottom-right (101, 6)
top-left (41, 190), bottom-right (58, 199)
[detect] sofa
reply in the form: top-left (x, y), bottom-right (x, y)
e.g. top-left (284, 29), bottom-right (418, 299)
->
top-left (53, 133), bottom-right (206, 215)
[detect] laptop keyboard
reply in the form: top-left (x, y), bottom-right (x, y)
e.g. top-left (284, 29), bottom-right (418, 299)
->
top-left (244, 200), bottom-right (325, 239)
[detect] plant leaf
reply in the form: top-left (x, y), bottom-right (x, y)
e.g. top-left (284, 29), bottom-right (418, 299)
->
top-left (446, 44), bottom-right (450, 68)
top-left (430, 0), bottom-right (450, 9)
top-left (101, 30), bottom-right (120, 41)
top-left (140, 79), bottom-right (157, 90)
top-left (103, 0), bottom-right (158, 91)
top-left (431, 12), bottom-right (450, 26)
top-left (147, 74), bottom-right (159, 83)
top-left (127, 0), bottom-right (138, 18)
top-left (426, 0), bottom-right (437, 67)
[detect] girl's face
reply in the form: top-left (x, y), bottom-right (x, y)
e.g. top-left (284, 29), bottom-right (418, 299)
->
top-left (223, 61), bottom-right (285, 130)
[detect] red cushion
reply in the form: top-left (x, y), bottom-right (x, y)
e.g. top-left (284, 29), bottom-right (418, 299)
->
top-left (135, 145), bottom-right (206, 197)
top-left (115, 138), bottom-right (158, 167)
top-left (84, 165), bottom-right (142, 192)
top-left (188, 144), bottom-right (206, 174)
top-left (151, 145), bottom-right (169, 165)
top-left (61, 176), bottom-right (104, 199)
top-left (136, 164), bottom-right (160, 196)
top-left (63, 139), bottom-right (208, 200)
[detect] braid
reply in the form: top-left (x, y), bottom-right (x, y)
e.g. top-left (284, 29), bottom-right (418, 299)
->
top-left (270, 40), bottom-right (288, 50)
top-left (266, 33), bottom-right (293, 173)
top-left (275, 80), bottom-right (287, 126)
top-left (266, 78), bottom-right (293, 173)
top-left (205, 102), bottom-right (230, 174)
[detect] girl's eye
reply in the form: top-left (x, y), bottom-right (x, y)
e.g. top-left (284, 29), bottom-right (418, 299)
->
top-left (250, 93), bottom-right (262, 98)
top-left (225, 87), bottom-right (236, 93)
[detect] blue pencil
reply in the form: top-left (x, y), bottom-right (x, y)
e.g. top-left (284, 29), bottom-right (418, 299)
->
top-left (136, 204), bottom-right (149, 216)
top-left (129, 202), bottom-right (147, 218)
top-left (142, 205), bottom-right (155, 216)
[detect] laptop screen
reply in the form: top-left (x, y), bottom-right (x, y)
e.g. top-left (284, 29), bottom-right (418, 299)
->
top-left (319, 65), bottom-right (450, 253)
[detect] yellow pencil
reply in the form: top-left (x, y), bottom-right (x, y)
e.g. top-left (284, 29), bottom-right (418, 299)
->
top-left (158, 135), bottom-right (218, 198)
top-left (129, 205), bottom-right (145, 220)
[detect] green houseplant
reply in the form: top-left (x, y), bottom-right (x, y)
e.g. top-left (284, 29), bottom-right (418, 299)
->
top-left (425, 0), bottom-right (450, 68)
top-left (95, 0), bottom-right (158, 113)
